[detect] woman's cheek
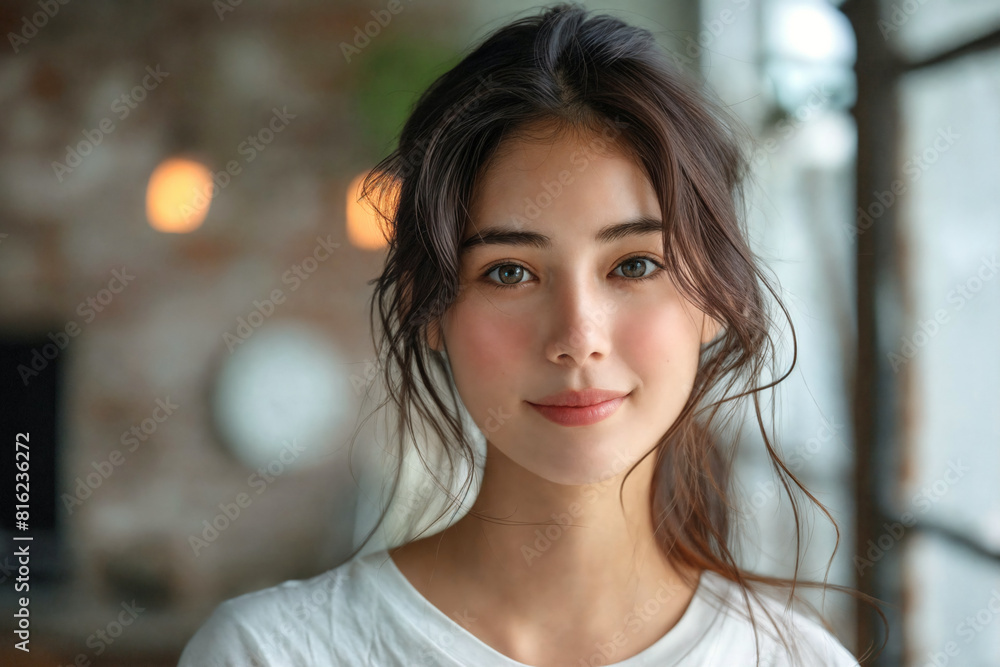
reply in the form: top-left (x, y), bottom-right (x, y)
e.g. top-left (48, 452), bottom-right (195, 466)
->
top-left (446, 297), bottom-right (534, 400)
top-left (618, 301), bottom-right (700, 373)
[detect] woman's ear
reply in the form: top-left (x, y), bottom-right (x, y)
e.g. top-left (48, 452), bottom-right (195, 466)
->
top-left (700, 312), bottom-right (723, 344)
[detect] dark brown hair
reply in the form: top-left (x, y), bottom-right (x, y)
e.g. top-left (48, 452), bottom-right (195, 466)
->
top-left (348, 3), bottom-right (887, 664)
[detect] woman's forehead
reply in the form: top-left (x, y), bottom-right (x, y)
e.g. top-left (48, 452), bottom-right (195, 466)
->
top-left (490, 119), bottom-right (630, 168)
top-left (469, 141), bottom-right (655, 228)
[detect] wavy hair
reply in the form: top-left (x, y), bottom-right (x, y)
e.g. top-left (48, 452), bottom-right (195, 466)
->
top-left (346, 3), bottom-right (887, 664)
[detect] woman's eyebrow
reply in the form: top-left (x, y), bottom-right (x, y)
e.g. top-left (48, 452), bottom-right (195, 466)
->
top-left (459, 216), bottom-right (663, 255)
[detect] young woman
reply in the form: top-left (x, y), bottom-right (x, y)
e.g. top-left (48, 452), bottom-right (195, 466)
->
top-left (180, 3), bottom-right (885, 665)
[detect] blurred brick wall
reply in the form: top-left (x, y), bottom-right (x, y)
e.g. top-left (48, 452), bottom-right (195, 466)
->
top-left (0, 0), bottom-right (460, 661)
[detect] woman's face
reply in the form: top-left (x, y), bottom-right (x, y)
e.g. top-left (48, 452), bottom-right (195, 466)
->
top-left (430, 125), bottom-right (719, 485)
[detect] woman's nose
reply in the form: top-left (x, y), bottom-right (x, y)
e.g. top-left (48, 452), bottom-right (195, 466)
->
top-left (542, 274), bottom-right (619, 366)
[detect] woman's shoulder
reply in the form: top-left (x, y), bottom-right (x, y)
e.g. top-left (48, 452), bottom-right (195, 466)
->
top-left (695, 571), bottom-right (861, 667)
top-left (177, 550), bottom-right (389, 666)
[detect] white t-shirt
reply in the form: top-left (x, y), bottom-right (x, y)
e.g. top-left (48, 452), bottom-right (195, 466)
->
top-left (178, 549), bottom-right (860, 666)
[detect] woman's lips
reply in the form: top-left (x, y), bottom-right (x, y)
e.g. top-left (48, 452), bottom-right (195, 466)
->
top-left (527, 395), bottom-right (627, 427)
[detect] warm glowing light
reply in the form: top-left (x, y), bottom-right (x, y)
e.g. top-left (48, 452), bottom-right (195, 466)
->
top-left (146, 157), bottom-right (214, 233)
top-left (346, 171), bottom-right (396, 250)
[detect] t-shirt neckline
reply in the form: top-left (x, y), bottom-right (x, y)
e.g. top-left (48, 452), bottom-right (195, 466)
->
top-left (366, 549), bottom-right (723, 667)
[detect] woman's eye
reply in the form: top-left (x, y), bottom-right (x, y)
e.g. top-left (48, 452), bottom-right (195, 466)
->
top-left (485, 263), bottom-right (532, 287)
top-left (482, 255), bottom-right (664, 290)
top-left (614, 256), bottom-right (659, 279)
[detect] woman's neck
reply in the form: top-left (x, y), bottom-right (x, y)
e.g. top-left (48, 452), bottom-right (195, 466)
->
top-left (388, 441), bottom-right (701, 666)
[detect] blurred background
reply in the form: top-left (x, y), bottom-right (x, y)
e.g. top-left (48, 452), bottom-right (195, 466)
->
top-left (0, 0), bottom-right (998, 665)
